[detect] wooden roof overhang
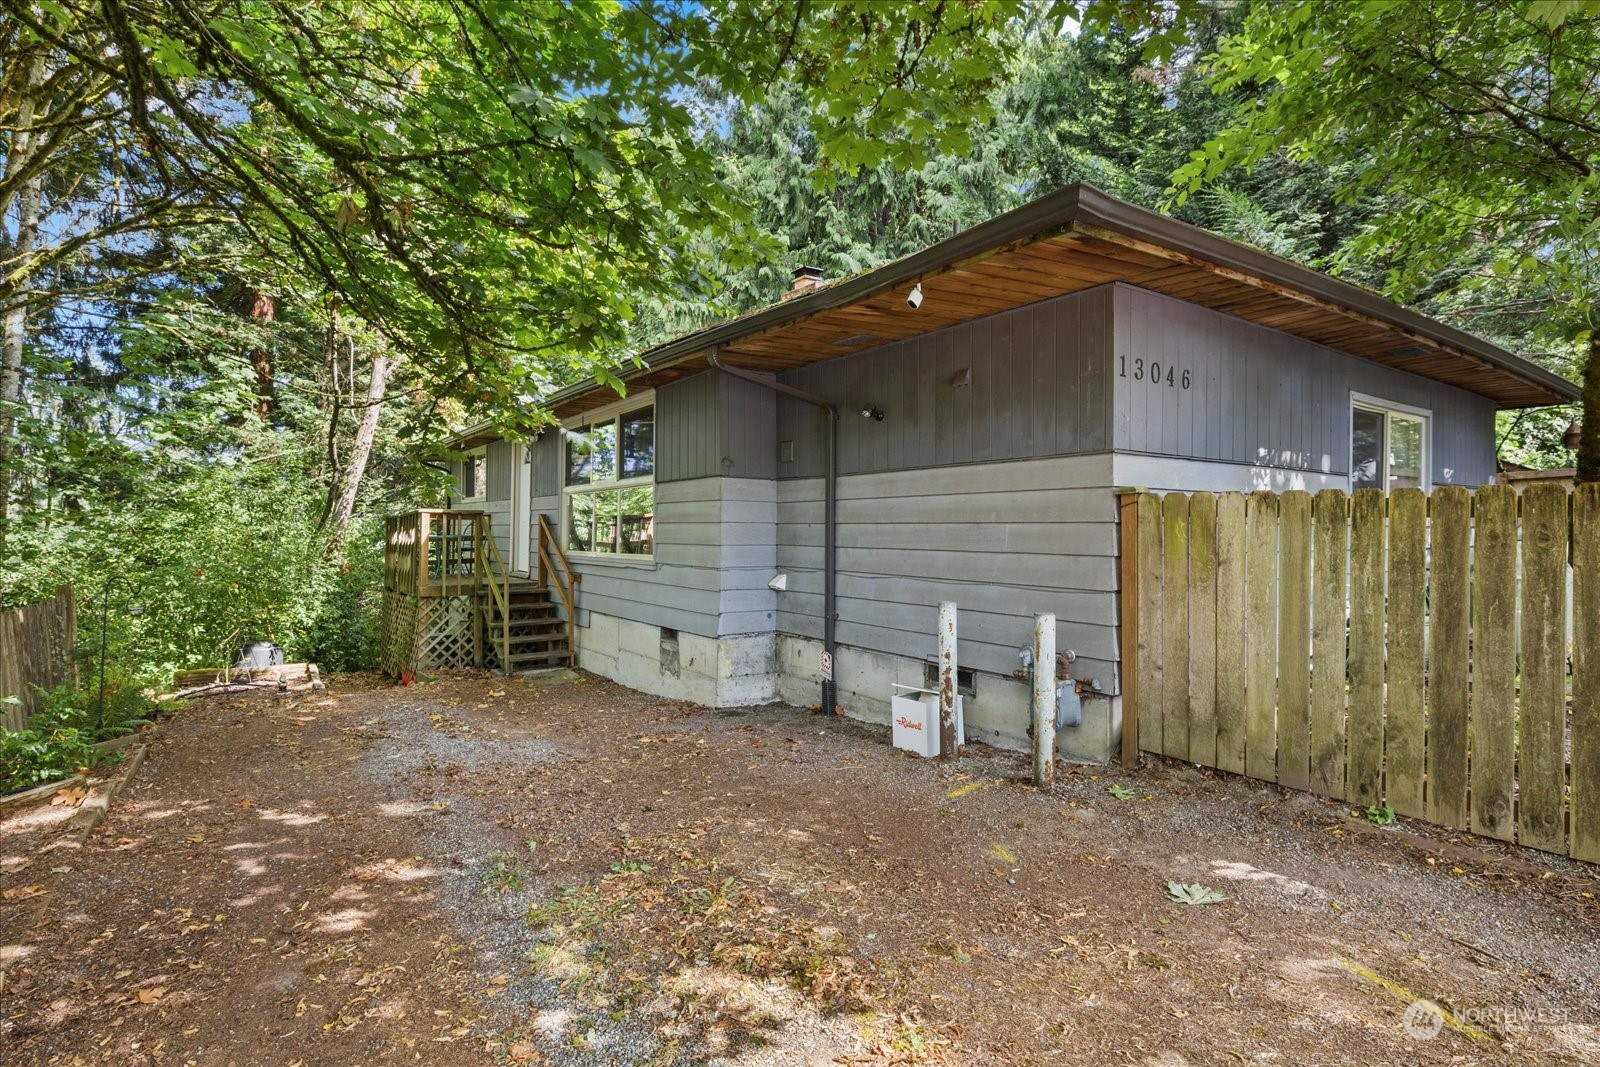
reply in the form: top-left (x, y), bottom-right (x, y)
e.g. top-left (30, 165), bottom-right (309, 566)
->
top-left (547, 183), bottom-right (1577, 420)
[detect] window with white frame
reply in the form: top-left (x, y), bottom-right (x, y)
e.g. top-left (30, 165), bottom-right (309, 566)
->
top-left (563, 402), bottom-right (654, 557)
top-left (1351, 396), bottom-right (1428, 491)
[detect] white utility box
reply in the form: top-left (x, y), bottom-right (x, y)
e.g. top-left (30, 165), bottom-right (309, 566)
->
top-left (890, 687), bottom-right (964, 758)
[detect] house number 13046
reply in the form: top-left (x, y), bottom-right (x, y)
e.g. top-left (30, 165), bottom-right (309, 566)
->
top-left (1120, 357), bottom-right (1191, 389)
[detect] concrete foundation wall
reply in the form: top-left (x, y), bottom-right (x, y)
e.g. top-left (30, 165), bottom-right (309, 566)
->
top-left (576, 609), bottom-right (776, 708)
top-left (775, 633), bottom-right (1118, 763)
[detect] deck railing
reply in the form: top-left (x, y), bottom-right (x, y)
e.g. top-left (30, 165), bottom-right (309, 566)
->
top-left (537, 513), bottom-right (580, 661)
top-left (382, 508), bottom-right (574, 676)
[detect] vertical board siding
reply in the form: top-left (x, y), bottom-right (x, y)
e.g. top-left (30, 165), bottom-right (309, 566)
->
top-left (0, 586), bottom-right (77, 732)
top-left (1126, 485), bottom-right (1598, 861)
top-left (775, 286), bottom-right (1114, 480)
top-left (658, 371), bottom-right (721, 483)
top-left (1112, 286), bottom-right (1499, 488)
top-left (485, 440), bottom-right (514, 501)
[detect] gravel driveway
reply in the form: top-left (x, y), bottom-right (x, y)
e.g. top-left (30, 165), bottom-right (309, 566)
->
top-left (4, 670), bottom-right (1599, 1065)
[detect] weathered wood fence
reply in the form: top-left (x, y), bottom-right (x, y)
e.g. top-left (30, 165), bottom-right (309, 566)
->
top-left (1120, 484), bottom-right (1600, 862)
top-left (0, 586), bottom-right (78, 732)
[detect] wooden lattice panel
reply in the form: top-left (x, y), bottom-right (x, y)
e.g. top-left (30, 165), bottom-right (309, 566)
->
top-left (379, 589), bottom-right (420, 678)
top-left (415, 594), bottom-right (478, 671)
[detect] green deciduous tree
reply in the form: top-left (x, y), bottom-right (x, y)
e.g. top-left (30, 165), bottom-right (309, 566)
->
top-left (1171, 0), bottom-right (1600, 478)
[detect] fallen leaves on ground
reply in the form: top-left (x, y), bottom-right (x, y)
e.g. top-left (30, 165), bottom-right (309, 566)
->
top-left (2, 884), bottom-right (48, 901)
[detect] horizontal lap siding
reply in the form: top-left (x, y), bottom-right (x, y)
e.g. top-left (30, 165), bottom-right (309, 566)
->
top-left (480, 498), bottom-right (513, 562)
top-left (516, 476), bottom-right (773, 641)
top-left (1112, 285), bottom-right (1498, 487)
top-left (568, 478), bottom-right (725, 637)
top-left (775, 455), bottom-right (1120, 687)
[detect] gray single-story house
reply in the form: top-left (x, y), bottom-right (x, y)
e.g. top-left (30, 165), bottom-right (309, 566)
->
top-left (441, 182), bottom-right (1577, 762)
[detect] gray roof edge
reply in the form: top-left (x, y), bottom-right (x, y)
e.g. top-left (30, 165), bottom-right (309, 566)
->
top-left (545, 182), bottom-right (1577, 411)
top-left (542, 184), bottom-right (1089, 409)
top-left (1071, 186), bottom-right (1579, 403)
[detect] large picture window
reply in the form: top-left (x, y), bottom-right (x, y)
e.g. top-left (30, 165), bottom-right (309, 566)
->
top-left (564, 403), bottom-right (654, 557)
top-left (1351, 397), bottom-right (1428, 491)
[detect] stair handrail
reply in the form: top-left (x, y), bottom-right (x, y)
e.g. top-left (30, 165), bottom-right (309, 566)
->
top-left (537, 513), bottom-right (579, 660)
top-left (476, 517), bottom-right (512, 673)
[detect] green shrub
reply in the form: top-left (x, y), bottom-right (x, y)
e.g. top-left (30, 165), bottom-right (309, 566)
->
top-left (31, 682), bottom-right (153, 742)
top-left (0, 681), bottom-right (157, 792)
top-left (0, 725), bottom-right (94, 792)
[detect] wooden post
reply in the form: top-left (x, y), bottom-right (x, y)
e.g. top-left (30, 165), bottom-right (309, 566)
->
top-left (1117, 491), bottom-right (1140, 768)
top-left (1032, 613), bottom-right (1056, 789)
top-left (938, 601), bottom-right (958, 760)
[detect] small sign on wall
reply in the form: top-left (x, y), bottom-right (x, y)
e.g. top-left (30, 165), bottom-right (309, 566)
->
top-left (819, 649), bottom-right (833, 681)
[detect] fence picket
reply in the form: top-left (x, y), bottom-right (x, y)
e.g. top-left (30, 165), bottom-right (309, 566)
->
top-left (1136, 493), bottom-right (1165, 760)
top-left (1347, 489), bottom-right (1386, 807)
top-left (1162, 493), bottom-right (1192, 761)
top-left (1519, 484), bottom-right (1569, 853)
top-left (1277, 491), bottom-right (1312, 792)
top-left (1, 587), bottom-right (78, 732)
top-left (1214, 493), bottom-right (1247, 775)
top-left (1187, 493), bottom-right (1219, 768)
top-left (1310, 490), bottom-right (1349, 799)
top-left (1472, 486), bottom-right (1518, 841)
top-left (1572, 484), bottom-right (1600, 863)
top-left (1386, 489), bottom-right (1428, 818)
top-left (1427, 486), bottom-right (1472, 830)
top-left (1245, 491), bottom-right (1280, 782)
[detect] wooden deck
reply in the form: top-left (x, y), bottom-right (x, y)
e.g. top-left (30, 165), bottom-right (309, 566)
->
top-left (379, 509), bottom-right (577, 677)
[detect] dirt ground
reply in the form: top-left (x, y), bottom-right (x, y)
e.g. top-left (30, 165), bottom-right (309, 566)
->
top-left (5, 670), bottom-right (1600, 1066)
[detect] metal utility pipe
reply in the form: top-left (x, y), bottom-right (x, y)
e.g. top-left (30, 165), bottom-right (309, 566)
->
top-left (1032, 613), bottom-right (1057, 788)
top-left (707, 345), bottom-right (839, 713)
top-left (938, 601), bottom-right (958, 759)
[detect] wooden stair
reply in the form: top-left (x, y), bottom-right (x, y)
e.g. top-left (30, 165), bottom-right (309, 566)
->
top-left (485, 582), bottom-right (572, 671)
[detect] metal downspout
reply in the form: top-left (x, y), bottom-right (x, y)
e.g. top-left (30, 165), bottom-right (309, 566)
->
top-left (707, 345), bottom-right (838, 712)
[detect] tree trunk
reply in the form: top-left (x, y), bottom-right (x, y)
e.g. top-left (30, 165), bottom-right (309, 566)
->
top-left (0, 56), bottom-right (46, 576)
top-left (322, 344), bottom-right (393, 560)
top-left (248, 292), bottom-right (276, 421)
top-left (1578, 326), bottom-right (1600, 485)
